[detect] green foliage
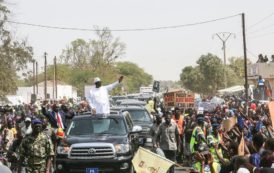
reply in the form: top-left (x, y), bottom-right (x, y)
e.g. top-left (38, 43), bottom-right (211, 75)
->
top-left (60, 27), bottom-right (126, 70)
top-left (56, 28), bottom-right (150, 96)
top-left (60, 39), bottom-right (91, 69)
top-left (228, 57), bottom-right (251, 79)
top-left (180, 53), bottom-right (246, 95)
top-left (197, 53), bottom-right (224, 93)
top-left (180, 66), bottom-right (203, 93)
top-left (0, 4), bottom-right (33, 99)
top-left (18, 27), bottom-right (152, 97)
top-left (116, 62), bottom-right (153, 93)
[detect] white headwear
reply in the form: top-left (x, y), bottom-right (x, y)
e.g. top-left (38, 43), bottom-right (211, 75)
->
top-left (94, 77), bottom-right (101, 84)
top-left (25, 117), bottom-right (31, 122)
top-left (237, 168), bottom-right (250, 173)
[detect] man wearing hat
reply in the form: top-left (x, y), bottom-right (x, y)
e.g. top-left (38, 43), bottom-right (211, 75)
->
top-left (87, 76), bottom-right (123, 114)
top-left (190, 113), bottom-right (207, 154)
top-left (207, 118), bottom-right (223, 173)
top-left (21, 117), bottom-right (32, 137)
top-left (190, 113), bottom-right (208, 172)
top-left (17, 119), bottom-right (54, 173)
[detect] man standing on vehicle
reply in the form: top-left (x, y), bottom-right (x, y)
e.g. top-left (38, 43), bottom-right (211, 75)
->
top-left (87, 76), bottom-right (124, 114)
top-left (156, 112), bottom-right (180, 173)
top-left (257, 75), bottom-right (265, 100)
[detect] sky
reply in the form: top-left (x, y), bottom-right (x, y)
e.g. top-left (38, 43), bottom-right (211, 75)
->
top-left (5, 0), bottom-right (274, 81)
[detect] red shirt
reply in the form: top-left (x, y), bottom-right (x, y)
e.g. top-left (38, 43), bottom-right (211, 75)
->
top-left (250, 103), bottom-right (256, 111)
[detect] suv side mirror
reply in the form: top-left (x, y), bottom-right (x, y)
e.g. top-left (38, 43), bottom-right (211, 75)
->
top-left (132, 125), bottom-right (142, 133)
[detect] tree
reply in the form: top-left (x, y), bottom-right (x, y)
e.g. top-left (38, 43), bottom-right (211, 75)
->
top-left (116, 62), bottom-right (153, 93)
top-left (180, 66), bottom-right (204, 93)
top-left (60, 39), bottom-right (91, 69)
top-left (228, 57), bottom-right (251, 79)
top-left (0, 4), bottom-right (33, 99)
top-left (180, 54), bottom-right (222, 94)
top-left (180, 53), bottom-right (249, 95)
top-left (60, 27), bottom-right (126, 71)
top-left (196, 53), bottom-right (224, 93)
top-left (226, 67), bottom-right (243, 86)
top-left (19, 28), bottom-right (152, 97)
top-left (90, 27), bottom-right (126, 68)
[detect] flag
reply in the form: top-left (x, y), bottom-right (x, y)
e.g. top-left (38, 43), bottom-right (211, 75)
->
top-left (269, 101), bottom-right (274, 129)
top-left (238, 133), bottom-right (245, 156)
top-left (132, 147), bottom-right (174, 173)
top-left (56, 112), bottom-right (64, 129)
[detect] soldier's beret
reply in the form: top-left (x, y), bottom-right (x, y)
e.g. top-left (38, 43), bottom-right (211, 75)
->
top-left (32, 119), bottom-right (42, 125)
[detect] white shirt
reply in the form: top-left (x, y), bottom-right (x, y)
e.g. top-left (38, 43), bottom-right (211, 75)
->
top-left (21, 124), bottom-right (33, 137)
top-left (87, 81), bottom-right (119, 114)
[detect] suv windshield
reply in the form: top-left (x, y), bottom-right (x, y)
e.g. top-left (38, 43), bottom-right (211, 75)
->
top-left (127, 110), bottom-right (151, 123)
top-left (67, 117), bottom-right (127, 136)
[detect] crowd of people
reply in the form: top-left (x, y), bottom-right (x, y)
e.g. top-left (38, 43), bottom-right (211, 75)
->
top-left (0, 76), bottom-right (273, 173)
top-left (150, 96), bottom-right (274, 173)
top-left (0, 98), bottom-right (85, 173)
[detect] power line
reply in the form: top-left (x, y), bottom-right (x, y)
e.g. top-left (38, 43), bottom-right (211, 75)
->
top-left (248, 21), bottom-right (274, 35)
top-left (249, 31), bottom-right (274, 39)
top-left (4, 13), bottom-right (241, 32)
top-left (246, 49), bottom-right (258, 59)
top-left (246, 12), bottom-right (274, 31)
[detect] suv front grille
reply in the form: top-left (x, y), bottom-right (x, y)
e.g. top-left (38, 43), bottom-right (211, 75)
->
top-left (68, 143), bottom-right (115, 159)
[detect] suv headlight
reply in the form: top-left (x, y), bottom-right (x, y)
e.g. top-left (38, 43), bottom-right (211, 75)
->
top-left (57, 146), bottom-right (71, 154)
top-left (115, 144), bottom-right (130, 154)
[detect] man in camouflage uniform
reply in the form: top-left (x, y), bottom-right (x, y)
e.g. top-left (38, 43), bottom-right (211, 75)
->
top-left (17, 119), bottom-right (54, 173)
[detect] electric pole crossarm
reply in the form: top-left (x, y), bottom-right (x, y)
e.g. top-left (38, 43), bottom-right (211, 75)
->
top-left (212, 32), bottom-right (236, 88)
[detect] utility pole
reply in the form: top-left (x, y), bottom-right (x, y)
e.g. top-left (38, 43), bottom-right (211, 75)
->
top-left (32, 60), bottom-right (35, 94)
top-left (242, 13), bottom-right (249, 114)
top-left (44, 52), bottom-right (47, 100)
top-left (54, 56), bottom-right (57, 100)
top-left (36, 61), bottom-right (38, 94)
top-left (213, 32), bottom-right (236, 88)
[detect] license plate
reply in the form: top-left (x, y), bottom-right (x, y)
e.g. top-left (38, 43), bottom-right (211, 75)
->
top-left (86, 168), bottom-right (99, 173)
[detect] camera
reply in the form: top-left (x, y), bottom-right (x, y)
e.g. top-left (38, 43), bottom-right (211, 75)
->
top-left (200, 151), bottom-right (210, 164)
top-left (197, 143), bottom-right (210, 164)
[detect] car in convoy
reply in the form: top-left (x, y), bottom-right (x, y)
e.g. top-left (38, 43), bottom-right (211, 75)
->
top-left (119, 99), bottom-right (146, 107)
top-left (111, 106), bottom-right (154, 149)
top-left (55, 111), bottom-right (142, 173)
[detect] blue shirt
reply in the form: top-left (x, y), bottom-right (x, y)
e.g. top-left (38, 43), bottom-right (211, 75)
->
top-left (250, 153), bottom-right (261, 167)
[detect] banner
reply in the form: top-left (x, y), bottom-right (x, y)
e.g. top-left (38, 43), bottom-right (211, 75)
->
top-left (269, 101), bottom-right (274, 129)
top-left (238, 133), bottom-right (245, 156)
top-left (163, 92), bottom-right (176, 107)
top-left (163, 90), bottom-right (194, 108)
top-left (175, 93), bottom-right (195, 108)
top-left (132, 147), bottom-right (174, 173)
top-left (222, 116), bottom-right (237, 132)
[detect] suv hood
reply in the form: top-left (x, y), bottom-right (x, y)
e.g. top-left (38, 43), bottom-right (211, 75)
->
top-left (65, 135), bottom-right (127, 145)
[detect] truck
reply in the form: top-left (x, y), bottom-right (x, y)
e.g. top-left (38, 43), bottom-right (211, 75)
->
top-left (55, 112), bottom-right (142, 173)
